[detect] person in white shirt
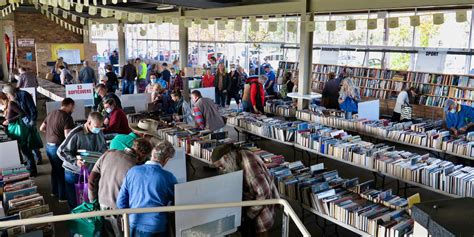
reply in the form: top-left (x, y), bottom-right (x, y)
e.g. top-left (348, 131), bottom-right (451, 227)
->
top-left (393, 86), bottom-right (417, 122)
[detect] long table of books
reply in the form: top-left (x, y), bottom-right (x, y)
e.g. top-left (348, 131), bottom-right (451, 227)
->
top-left (0, 166), bottom-right (53, 236)
top-left (296, 108), bottom-right (474, 160)
top-left (225, 113), bottom-right (474, 198)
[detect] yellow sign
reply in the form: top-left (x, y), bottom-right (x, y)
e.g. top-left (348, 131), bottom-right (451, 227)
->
top-left (50, 43), bottom-right (85, 61)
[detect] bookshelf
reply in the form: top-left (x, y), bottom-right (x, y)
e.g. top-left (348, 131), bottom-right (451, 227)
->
top-left (224, 114), bottom-right (472, 198)
top-left (277, 61), bottom-right (474, 119)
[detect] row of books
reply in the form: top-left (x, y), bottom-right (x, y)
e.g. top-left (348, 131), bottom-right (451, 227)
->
top-left (296, 109), bottom-right (474, 158)
top-left (283, 61), bottom-right (474, 108)
top-left (225, 113), bottom-right (474, 197)
top-left (270, 161), bottom-right (413, 237)
top-left (0, 166), bottom-right (54, 236)
top-left (264, 99), bottom-right (297, 118)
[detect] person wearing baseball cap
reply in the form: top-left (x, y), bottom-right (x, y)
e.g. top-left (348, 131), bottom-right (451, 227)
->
top-left (444, 99), bottom-right (474, 136)
top-left (211, 144), bottom-right (279, 237)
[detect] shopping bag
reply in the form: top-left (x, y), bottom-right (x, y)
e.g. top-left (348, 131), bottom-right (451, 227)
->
top-left (75, 166), bottom-right (90, 205)
top-left (27, 126), bottom-right (44, 149)
top-left (340, 96), bottom-right (358, 113)
top-left (7, 120), bottom-right (29, 146)
top-left (401, 103), bottom-right (412, 120)
top-left (67, 200), bottom-right (103, 237)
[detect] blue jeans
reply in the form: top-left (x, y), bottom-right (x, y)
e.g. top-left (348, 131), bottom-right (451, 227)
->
top-left (46, 144), bottom-right (66, 200)
top-left (122, 80), bottom-right (135, 95)
top-left (131, 228), bottom-right (164, 237)
top-left (344, 111), bottom-right (353, 119)
top-left (64, 170), bottom-right (79, 209)
top-left (242, 100), bottom-right (253, 113)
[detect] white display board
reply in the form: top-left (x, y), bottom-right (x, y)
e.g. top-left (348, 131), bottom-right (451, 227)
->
top-left (57, 49), bottom-right (81, 65)
top-left (358, 100), bottom-right (380, 120)
top-left (164, 148), bottom-right (186, 183)
top-left (191, 87), bottom-right (215, 103)
top-left (65, 83), bottom-right (94, 106)
top-left (175, 171), bottom-right (243, 237)
top-left (20, 87), bottom-right (36, 105)
top-left (320, 48), bottom-right (340, 65)
top-left (120, 93), bottom-right (151, 113)
top-left (0, 140), bottom-right (22, 169)
top-left (415, 50), bottom-right (447, 73)
top-left (46, 100), bottom-right (86, 121)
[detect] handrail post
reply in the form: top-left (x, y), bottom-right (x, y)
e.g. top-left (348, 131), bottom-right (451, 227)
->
top-left (282, 211), bottom-right (290, 237)
top-left (123, 213), bottom-right (130, 237)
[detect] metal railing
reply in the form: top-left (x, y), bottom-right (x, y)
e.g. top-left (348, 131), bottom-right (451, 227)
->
top-left (0, 199), bottom-right (310, 237)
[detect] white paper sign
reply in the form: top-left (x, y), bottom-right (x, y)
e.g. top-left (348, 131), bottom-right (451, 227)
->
top-left (163, 148), bottom-right (186, 183)
top-left (319, 48), bottom-right (340, 65)
top-left (46, 100), bottom-right (86, 121)
top-left (0, 141), bottom-right (21, 169)
top-left (120, 93), bottom-right (151, 113)
top-left (58, 49), bottom-right (81, 65)
top-left (358, 100), bottom-right (380, 120)
top-left (65, 83), bottom-right (94, 106)
top-left (20, 87), bottom-right (36, 105)
top-left (415, 50), bottom-right (447, 73)
top-left (175, 171), bottom-right (243, 237)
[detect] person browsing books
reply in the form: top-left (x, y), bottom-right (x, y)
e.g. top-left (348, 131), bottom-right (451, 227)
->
top-left (89, 138), bottom-right (153, 237)
top-left (321, 72), bottom-right (341, 109)
top-left (39, 98), bottom-right (76, 203)
top-left (338, 71), bottom-right (360, 119)
top-left (211, 144), bottom-right (279, 237)
top-left (109, 119), bottom-right (161, 151)
top-left (393, 87), bottom-right (417, 122)
top-left (117, 141), bottom-right (178, 237)
top-left (444, 99), bottom-right (474, 136)
top-left (57, 112), bottom-right (107, 209)
top-left (191, 90), bottom-right (225, 132)
top-left (94, 84), bottom-right (122, 116)
top-left (102, 98), bottom-right (131, 135)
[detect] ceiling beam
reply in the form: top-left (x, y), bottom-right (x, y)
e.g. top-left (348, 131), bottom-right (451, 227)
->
top-left (131, 0), bottom-right (236, 9)
top-left (310, 0), bottom-right (474, 13)
top-left (183, 1), bottom-right (302, 18)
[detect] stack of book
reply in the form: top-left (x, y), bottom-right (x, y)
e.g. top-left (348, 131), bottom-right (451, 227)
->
top-left (270, 161), bottom-right (413, 237)
top-left (76, 150), bottom-right (103, 164)
top-left (242, 143), bottom-right (286, 169)
top-left (264, 99), bottom-right (297, 118)
top-left (190, 137), bottom-right (235, 162)
top-left (0, 166), bottom-right (54, 236)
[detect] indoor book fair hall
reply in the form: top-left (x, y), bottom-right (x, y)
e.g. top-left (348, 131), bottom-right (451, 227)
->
top-left (0, 0), bottom-right (473, 236)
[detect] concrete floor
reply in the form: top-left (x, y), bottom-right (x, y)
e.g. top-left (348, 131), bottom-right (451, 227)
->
top-left (30, 96), bottom-right (454, 237)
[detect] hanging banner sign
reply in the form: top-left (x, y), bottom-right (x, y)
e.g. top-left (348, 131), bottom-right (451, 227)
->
top-left (415, 50), bottom-right (447, 73)
top-left (319, 48), bottom-right (340, 65)
top-left (65, 83), bottom-right (94, 106)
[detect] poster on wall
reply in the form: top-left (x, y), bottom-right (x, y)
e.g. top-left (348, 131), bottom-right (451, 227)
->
top-left (58, 49), bottom-right (81, 64)
top-left (65, 83), bottom-right (94, 106)
top-left (415, 50), bottom-right (447, 73)
top-left (50, 43), bottom-right (85, 63)
top-left (25, 52), bottom-right (33, 61)
top-left (319, 48), bottom-right (340, 65)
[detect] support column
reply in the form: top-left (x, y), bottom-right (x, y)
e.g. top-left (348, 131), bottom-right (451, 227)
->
top-left (0, 21), bottom-right (8, 81)
top-left (118, 22), bottom-right (127, 67)
top-left (83, 24), bottom-right (90, 44)
top-left (179, 8), bottom-right (189, 100)
top-left (297, 0), bottom-right (313, 110)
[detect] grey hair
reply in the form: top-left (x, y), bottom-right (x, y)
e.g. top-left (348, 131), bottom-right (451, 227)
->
top-left (220, 150), bottom-right (241, 174)
top-left (152, 141), bottom-right (175, 162)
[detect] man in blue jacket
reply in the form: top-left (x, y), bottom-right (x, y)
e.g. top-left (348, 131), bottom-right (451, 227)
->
top-left (444, 99), bottom-right (474, 136)
top-left (117, 141), bottom-right (177, 236)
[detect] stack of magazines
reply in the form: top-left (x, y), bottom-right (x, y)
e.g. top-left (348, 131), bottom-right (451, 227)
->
top-left (269, 161), bottom-right (413, 237)
top-left (0, 166), bottom-right (54, 236)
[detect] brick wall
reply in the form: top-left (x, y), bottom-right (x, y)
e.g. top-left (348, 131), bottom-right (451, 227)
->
top-left (14, 11), bottom-right (83, 74)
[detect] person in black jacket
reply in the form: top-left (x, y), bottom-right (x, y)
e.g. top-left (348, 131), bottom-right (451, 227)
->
top-left (214, 62), bottom-right (230, 108)
top-left (321, 72), bottom-right (341, 109)
top-left (226, 66), bottom-right (246, 107)
top-left (104, 65), bottom-right (119, 93)
top-left (121, 60), bottom-right (137, 95)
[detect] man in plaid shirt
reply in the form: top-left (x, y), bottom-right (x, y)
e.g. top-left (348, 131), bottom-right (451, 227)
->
top-left (211, 144), bottom-right (279, 236)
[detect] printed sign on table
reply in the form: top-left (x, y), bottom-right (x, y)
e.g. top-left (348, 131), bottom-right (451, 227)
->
top-left (65, 83), bottom-right (94, 106)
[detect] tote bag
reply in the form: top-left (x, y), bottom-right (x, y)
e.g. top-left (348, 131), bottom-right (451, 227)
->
top-left (67, 200), bottom-right (103, 237)
top-left (401, 103), bottom-right (412, 121)
top-left (7, 120), bottom-right (29, 146)
top-left (75, 167), bottom-right (90, 205)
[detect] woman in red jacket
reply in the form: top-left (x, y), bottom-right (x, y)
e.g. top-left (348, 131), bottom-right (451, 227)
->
top-left (202, 68), bottom-right (215, 88)
top-left (102, 98), bottom-right (131, 135)
top-left (242, 76), bottom-right (265, 113)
